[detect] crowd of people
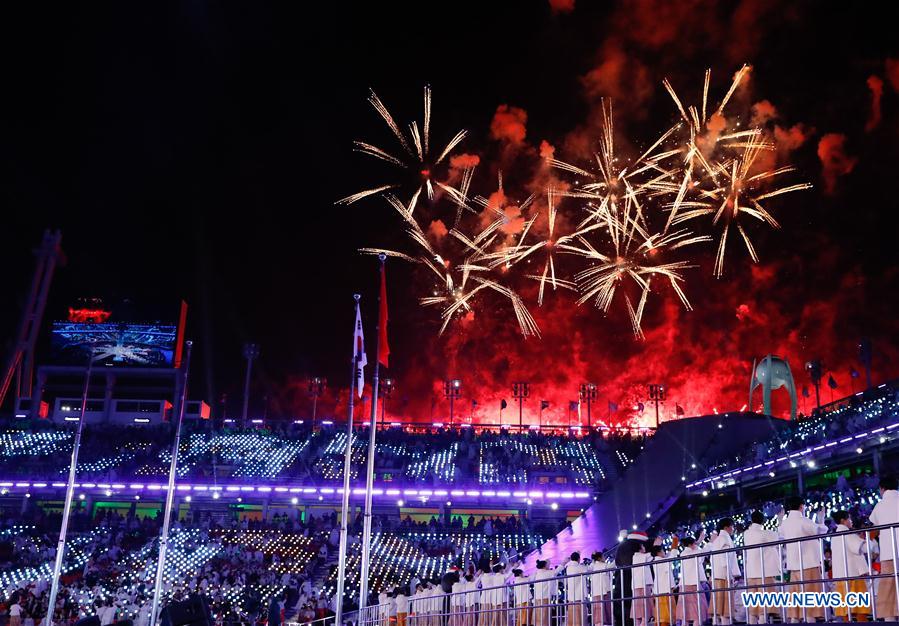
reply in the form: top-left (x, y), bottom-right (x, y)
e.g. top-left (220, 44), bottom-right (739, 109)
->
top-left (0, 422), bottom-right (643, 491)
top-left (0, 501), bottom-right (553, 626)
top-left (0, 506), bottom-right (339, 626)
top-left (360, 474), bottom-right (899, 626)
top-left (704, 389), bottom-right (898, 478)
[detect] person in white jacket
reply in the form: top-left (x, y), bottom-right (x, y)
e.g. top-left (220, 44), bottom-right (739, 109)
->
top-left (708, 518), bottom-right (741, 625)
top-left (830, 510), bottom-right (872, 622)
top-left (410, 583), bottom-right (426, 626)
top-left (588, 552), bottom-right (612, 626)
top-left (450, 573), bottom-right (466, 626)
top-left (378, 590), bottom-right (392, 626)
top-left (532, 560), bottom-right (557, 626)
top-left (511, 569), bottom-right (532, 626)
top-left (676, 531), bottom-right (709, 626)
top-left (562, 552), bottom-right (588, 626)
top-left (780, 495), bottom-right (827, 622)
top-left (430, 582), bottom-right (445, 626)
top-left (479, 564), bottom-right (506, 626)
top-left (462, 573), bottom-right (479, 626)
top-left (630, 544), bottom-right (654, 626)
top-left (651, 541), bottom-right (676, 626)
top-left (743, 510), bottom-right (783, 624)
top-left (395, 587), bottom-right (410, 626)
top-left (869, 475), bottom-right (899, 620)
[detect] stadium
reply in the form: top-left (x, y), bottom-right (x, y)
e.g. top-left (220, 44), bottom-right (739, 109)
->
top-left (2, 3), bottom-right (899, 626)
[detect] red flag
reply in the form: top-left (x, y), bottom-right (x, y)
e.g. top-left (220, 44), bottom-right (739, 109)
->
top-left (378, 263), bottom-right (390, 368)
top-left (675, 403), bottom-right (685, 416)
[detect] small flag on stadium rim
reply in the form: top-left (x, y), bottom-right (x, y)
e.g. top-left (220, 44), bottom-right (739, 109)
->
top-left (353, 298), bottom-right (367, 398)
top-left (569, 401), bottom-right (579, 411)
top-left (850, 368), bottom-right (859, 378)
top-left (637, 402), bottom-right (645, 412)
top-left (471, 399), bottom-right (478, 407)
top-left (378, 260), bottom-right (390, 368)
top-left (608, 401), bottom-right (618, 412)
top-left (500, 399), bottom-right (508, 410)
top-left (802, 385), bottom-right (810, 398)
top-left (675, 403), bottom-right (685, 416)
top-left (828, 374), bottom-right (838, 389)
top-left (540, 400), bottom-right (550, 410)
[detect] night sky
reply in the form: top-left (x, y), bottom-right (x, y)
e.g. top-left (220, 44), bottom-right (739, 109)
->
top-left (1, 2), bottom-right (898, 423)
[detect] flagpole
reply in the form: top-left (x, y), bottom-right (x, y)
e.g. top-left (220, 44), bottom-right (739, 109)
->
top-left (335, 295), bottom-right (362, 626)
top-left (43, 350), bottom-right (94, 626)
top-left (359, 254), bottom-right (386, 610)
top-left (149, 340), bottom-right (193, 626)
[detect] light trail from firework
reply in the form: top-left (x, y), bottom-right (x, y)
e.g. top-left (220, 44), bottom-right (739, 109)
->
top-left (541, 98), bottom-right (708, 336)
top-left (337, 86), bottom-right (467, 207)
top-left (659, 66), bottom-right (811, 276)
top-left (360, 191), bottom-right (541, 338)
top-left (668, 133), bottom-right (812, 277)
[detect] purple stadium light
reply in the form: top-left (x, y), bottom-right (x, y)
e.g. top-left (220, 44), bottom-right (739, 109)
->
top-left (0, 478), bottom-right (594, 501)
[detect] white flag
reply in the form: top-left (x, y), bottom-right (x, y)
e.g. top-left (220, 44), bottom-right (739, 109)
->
top-left (353, 300), bottom-right (367, 397)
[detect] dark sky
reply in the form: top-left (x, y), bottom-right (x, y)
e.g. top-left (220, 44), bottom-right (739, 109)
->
top-left (1, 2), bottom-right (898, 419)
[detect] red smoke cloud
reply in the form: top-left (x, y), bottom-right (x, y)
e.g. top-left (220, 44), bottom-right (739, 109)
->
top-left (381, 253), bottom-right (899, 428)
top-left (581, 41), bottom-right (653, 110)
top-left (490, 105), bottom-right (528, 144)
top-left (751, 100), bottom-right (778, 126)
top-left (427, 219), bottom-right (449, 241)
top-left (865, 75), bottom-right (883, 132)
top-left (886, 59), bottom-right (899, 93)
top-left (774, 123), bottom-right (812, 152)
top-left (548, 0), bottom-right (575, 14)
top-left (817, 133), bottom-right (857, 194)
top-left (539, 140), bottom-right (556, 160)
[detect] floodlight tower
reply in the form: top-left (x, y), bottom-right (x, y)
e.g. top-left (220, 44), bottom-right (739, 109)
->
top-left (444, 379), bottom-right (462, 426)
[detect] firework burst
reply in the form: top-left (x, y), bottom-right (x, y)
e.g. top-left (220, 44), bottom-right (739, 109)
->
top-left (337, 86), bottom-right (467, 208)
top-left (669, 133), bottom-right (812, 276)
top-left (350, 68), bottom-right (809, 339)
top-left (659, 66), bottom-right (811, 276)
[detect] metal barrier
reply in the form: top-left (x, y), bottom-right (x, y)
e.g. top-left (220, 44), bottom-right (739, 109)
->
top-left (346, 521), bottom-right (899, 626)
top-left (285, 616), bottom-right (337, 626)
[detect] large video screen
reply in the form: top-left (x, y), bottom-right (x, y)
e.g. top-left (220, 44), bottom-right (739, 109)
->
top-left (50, 322), bottom-right (178, 367)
